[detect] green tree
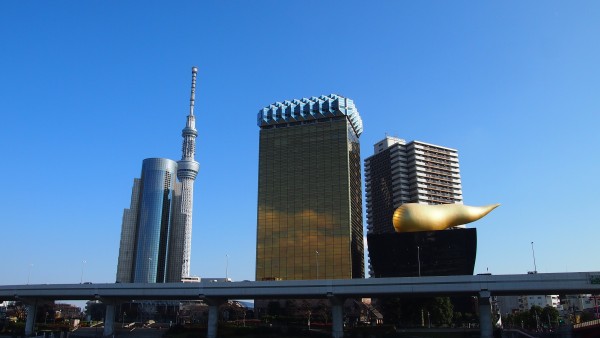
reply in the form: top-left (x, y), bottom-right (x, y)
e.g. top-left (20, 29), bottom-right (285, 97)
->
top-left (541, 305), bottom-right (559, 329)
top-left (506, 305), bottom-right (555, 330)
top-left (299, 300), bottom-right (313, 328)
top-left (266, 301), bottom-right (281, 316)
top-left (426, 297), bottom-right (453, 326)
top-left (453, 311), bottom-right (463, 326)
top-left (510, 311), bottom-right (530, 329)
top-left (283, 300), bottom-right (297, 317)
top-left (580, 311), bottom-right (595, 322)
top-left (84, 301), bottom-right (106, 322)
top-left (379, 296), bottom-right (453, 327)
top-left (315, 301), bottom-right (330, 324)
top-left (396, 297), bottom-right (426, 326)
top-left (529, 305), bottom-right (543, 330)
top-left (379, 297), bottom-right (403, 325)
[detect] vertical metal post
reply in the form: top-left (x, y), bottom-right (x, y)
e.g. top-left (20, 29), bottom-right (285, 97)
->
top-left (80, 260), bottom-right (86, 284)
top-left (27, 264), bottom-right (33, 284)
top-left (417, 246), bottom-right (421, 277)
top-left (531, 241), bottom-right (537, 273)
top-left (316, 251), bottom-right (320, 279)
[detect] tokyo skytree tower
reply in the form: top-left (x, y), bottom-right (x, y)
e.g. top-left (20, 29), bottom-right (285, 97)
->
top-left (177, 66), bottom-right (200, 278)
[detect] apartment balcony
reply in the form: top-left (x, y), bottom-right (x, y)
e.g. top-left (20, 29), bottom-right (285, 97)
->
top-left (391, 173), bottom-right (409, 181)
top-left (390, 162), bottom-right (407, 169)
top-left (415, 154), bottom-right (457, 167)
top-left (417, 185), bottom-right (457, 194)
top-left (413, 143), bottom-right (457, 155)
top-left (419, 167), bottom-right (455, 176)
top-left (391, 167), bottom-right (408, 175)
top-left (422, 151), bottom-right (456, 161)
top-left (424, 177), bottom-right (460, 186)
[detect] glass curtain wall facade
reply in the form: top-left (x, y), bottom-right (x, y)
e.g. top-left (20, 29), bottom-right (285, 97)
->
top-left (256, 94), bottom-right (364, 281)
top-left (131, 158), bottom-right (178, 283)
top-left (116, 159), bottom-right (190, 283)
top-left (116, 179), bottom-right (141, 283)
top-left (116, 67), bottom-right (201, 283)
top-left (166, 181), bottom-right (183, 282)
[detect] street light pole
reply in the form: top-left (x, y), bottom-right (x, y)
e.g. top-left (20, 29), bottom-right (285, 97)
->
top-left (417, 246), bottom-right (421, 277)
top-left (27, 263), bottom-right (33, 285)
top-left (428, 311), bottom-right (431, 328)
top-left (226, 254), bottom-right (229, 280)
top-left (80, 260), bottom-right (86, 284)
top-left (531, 241), bottom-right (538, 273)
top-left (315, 251), bottom-right (320, 279)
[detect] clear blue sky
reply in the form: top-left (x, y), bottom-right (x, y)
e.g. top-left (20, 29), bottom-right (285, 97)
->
top-left (1, 1), bottom-right (599, 287)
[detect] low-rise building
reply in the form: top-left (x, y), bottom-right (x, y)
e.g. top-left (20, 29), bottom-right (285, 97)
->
top-left (518, 295), bottom-right (560, 311)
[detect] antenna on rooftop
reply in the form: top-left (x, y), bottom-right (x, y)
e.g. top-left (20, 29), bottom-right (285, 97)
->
top-left (531, 241), bottom-right (538, 274)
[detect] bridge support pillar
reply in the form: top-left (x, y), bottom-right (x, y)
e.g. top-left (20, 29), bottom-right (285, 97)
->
top-left (25, 301), bottom-right (38, 336)
top-left (103, 302), bottom-right (116, 337)
top-left (329, 296), bottom-right (345, 338)
top-left (206, 298), bottom-right (226, 338)
top-left (478, 291), bottom-right (493, 338)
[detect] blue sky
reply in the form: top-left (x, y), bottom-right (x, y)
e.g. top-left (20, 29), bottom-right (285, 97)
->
top-left (1, 1), bottom-right (599, 287)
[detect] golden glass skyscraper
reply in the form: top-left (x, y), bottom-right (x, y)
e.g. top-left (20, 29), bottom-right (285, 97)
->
top-left (255, 94), bottom-right (364, 281)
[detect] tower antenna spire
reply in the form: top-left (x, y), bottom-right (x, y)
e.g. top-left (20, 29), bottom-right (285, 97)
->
top-left (176, 66), bottom-right (201, 280)
top-left (189, 66), bottom-right (198, 116)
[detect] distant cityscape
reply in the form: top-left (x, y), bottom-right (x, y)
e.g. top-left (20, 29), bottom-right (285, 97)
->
top-left (104, 68), bottom-right (597, 326)
top-left (1, 68), bottom-right (598, 338)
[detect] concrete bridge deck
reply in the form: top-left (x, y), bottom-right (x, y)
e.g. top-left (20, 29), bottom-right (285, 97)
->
top-left (2, 272), bottom-right (599, 338)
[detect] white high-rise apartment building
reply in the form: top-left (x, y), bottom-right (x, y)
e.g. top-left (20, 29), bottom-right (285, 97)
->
top-left (365, 136), bottom-right (463, 234)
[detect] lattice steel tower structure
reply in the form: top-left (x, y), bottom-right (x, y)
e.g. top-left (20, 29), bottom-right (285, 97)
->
top-left (176, 66), bottom-right (200, 278)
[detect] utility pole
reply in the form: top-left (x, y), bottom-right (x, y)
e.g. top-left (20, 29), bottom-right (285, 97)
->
top-left (531, 242), bottom-right (537, 273)
top-left (417, 246), bottom-right (421, 277)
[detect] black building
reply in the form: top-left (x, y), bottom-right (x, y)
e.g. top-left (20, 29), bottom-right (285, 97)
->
top-left (367, 228), bottom-right (477, 278)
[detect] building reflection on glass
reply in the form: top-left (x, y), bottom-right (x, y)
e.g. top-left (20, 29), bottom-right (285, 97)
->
top-left (256, 95), bottom-right (364, 281)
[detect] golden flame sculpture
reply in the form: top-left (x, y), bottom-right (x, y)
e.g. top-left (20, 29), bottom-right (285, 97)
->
top-left (392, 203), bottom-right (500, 233)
